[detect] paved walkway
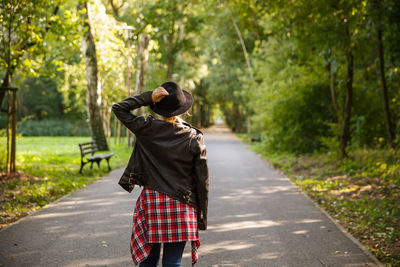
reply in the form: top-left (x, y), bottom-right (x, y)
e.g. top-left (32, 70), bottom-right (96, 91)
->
top-left (0, 125), bottom-right (381, 266)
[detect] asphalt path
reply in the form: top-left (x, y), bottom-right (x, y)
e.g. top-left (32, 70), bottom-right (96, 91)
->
top-left (0, 125), bottom-right (381, 266)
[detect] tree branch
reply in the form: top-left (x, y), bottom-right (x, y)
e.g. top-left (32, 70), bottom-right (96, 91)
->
top-left (231, 17), bottom-right (254, 81)
top-left (109, 0), bottom-right (120, 18)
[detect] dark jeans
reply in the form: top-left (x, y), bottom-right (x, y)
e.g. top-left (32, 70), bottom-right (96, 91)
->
top-left (139, 242), bottom-right (186, 267)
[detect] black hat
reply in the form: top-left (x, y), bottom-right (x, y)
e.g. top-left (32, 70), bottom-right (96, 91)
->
top-left (150, 81), bottom-right (193, 117)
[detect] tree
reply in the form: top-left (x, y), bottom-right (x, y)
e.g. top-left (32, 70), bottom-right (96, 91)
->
top-left (134, 34), bottom-right (150, 95)
top-left (191, 79), bottom-right (213, 128)
top-left (202, 0), bottom-right (263, 132)
top-left (340, 24), bottom-right (354, 157)
top-left (370, 0), bottom-right (396, 146)
top-left (0, 0), bottom-right (65, 173)
top-left (0, 0), bottom-right (62, 106)
top-left (137, 0), bottom-right (205, 82)
top-left (262, 0), bottom-right (365, 156)
top-left (77, 0), bottom-right (108, 151)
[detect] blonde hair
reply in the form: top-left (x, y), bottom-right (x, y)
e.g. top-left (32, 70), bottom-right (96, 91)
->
top-left (162, 116), bottom-right (178, 124)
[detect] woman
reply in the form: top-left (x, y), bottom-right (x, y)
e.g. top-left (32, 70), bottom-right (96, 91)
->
top-left (112, 81), bottom-right (209, 267)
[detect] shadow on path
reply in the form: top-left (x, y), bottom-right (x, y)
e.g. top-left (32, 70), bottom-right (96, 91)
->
top-left (0, 124), bottom-right (381, 266)
top-left (0, 167), bottom-right (138, 267)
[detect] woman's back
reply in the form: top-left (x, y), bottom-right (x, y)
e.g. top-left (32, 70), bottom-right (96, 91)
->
top-left (134, 117), bottom-right (200, 191)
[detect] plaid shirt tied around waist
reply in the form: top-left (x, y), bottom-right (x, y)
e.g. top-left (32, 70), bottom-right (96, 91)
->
top-left (130, 187), bottom-right (200, 266)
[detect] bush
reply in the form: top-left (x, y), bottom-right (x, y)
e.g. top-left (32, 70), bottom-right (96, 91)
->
top-left (17, 119), bottom-right (90, 136)
top-left (266, 82), bottom-right (333, 153)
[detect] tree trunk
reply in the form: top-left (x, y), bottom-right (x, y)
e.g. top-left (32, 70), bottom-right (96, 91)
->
top-left (1, 1), bottom-right (14, 118)
top-left (124, 28), bottom-right (133, 147)
top-left (327, 50), bottom-right (339, 121)
top-left (0, 71), bottom-right (12, 107)
top-left (117, 120), bottom-right (121, 143)
top-left (200, 99), bottom-right (206, 127)
top-left (113, 115), bottom-right (117, 144)
top-left (340, 46), bottom-right (354, 158)
top-left (106, 106), bottom-right (112, 145)
top-left (6, 90), bottom-right (10, 173)
top-left (132, 33), bottom-right (150, 125)
top-left (192, 100), bottom-right (197, 126)
top-left (114, 118), bottom-right (121, 145)
top-left (166, 1), bottom-right (177, 80)
top-left (377, 23), bottom-right (395, 146)
top-left (233, 103), bottom-right (240, 132)
top-left (135, 34), bottom-right (150, 95)
top-left (10, 89), bottom-right (17, 172)
top-left (166, 38), bottom-right (175, 81)
top-left (78, 1), bottom-right (109, 151)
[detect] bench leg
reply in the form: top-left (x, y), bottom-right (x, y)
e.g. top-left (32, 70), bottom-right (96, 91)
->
top-left (90, 161), bottom-right (94, 169)
top-left (79, 161), bottom-right (85, 174)
top-left (96, 159), bottom-right (101, 168)
top-left (106, 158), bottom-right (111, 171)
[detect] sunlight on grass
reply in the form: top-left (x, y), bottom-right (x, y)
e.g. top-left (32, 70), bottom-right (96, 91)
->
top-left (0, 136), bottom-right (131, 228)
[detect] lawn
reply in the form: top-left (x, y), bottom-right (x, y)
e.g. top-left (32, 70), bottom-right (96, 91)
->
top-left (0, 136), bottom-right (132, 229)
top-left (236, 134), bottom-right (400, 267)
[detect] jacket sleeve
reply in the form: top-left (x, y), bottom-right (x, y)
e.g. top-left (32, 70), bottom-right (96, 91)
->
top-left (111, 91), bottom-right (153, 135)
top-left (193, 134), bottom-right (209, 230)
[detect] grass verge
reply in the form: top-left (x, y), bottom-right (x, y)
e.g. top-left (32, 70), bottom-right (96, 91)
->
top-left (0, 136), bottom-right (131, 229)
top-left (236, 134), bottom-right (400, 267)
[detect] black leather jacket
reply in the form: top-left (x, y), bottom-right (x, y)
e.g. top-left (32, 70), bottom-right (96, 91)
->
top-left (112, 91), bottom-right (209, 230)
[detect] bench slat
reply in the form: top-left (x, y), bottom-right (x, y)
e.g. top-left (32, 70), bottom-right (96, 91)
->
top-left (96, 153), bottom-right (114, 159)
top-left (79, 141), bottom-right (98, 157)
top-left (87, 153), bottom-right (114, 161)
top-left (79, 141), bottom-right (96, 146)
top-left (81, 146), bottom-right (98, 152)
top-left (82, 149), bottom-right (98, 156)
top-left (81, 145), bottom-right (98, 150)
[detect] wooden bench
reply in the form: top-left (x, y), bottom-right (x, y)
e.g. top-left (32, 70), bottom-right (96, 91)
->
top-left (79, 141), bottom-right (114, 174)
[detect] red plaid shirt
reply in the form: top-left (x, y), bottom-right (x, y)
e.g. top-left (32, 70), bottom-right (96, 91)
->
top-left (130, 187), bottom-right (200, 266)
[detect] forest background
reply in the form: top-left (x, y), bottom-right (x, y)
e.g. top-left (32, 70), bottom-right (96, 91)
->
top-left (0, 0), bottom-right (399, 265)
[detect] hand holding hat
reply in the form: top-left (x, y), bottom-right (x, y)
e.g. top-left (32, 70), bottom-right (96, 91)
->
top-left (152, 87), bottom-right (169, 103)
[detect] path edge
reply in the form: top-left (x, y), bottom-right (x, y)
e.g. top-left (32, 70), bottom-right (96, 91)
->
top-left (0, 168), bottom-right (124, 234)
top-left (285, 173), bottom-right (384, 266)
top-left (242, 143), bottom-right (384, 266)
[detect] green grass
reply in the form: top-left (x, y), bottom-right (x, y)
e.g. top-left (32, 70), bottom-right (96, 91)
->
top-left (0, 136), bottom-right (132, 228)
top-left (236, 133), bottom-right (400, 267)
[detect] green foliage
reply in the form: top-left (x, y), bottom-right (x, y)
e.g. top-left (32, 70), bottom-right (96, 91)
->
top-left (249, 36), bottom-right (334, 153)
top-left (17, 119), bottom-right (90, 136)
top-left (0, 0), bottom-right (55, 73)
top-left (203, 2), bottom-right (261, 132)
top-left (218, 0), bottom-right (400, 156)
top-left (138, 0), bottom-right (205, 74)
top-left (1, 0), bottom-right (399, 154)
top-left (57, 61), bottom-right (88, 121)
top-left (190, 79), bottom-right (214, 128)
top-left (87, 0), bottom-right (127, 104)
top-left (18, 76), bottom-right (63, 120)
top-left (0, 0), bottom-right (79, 80)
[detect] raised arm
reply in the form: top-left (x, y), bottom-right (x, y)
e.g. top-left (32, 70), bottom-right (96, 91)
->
top-left (112, 88), bottom-right (168, 134)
